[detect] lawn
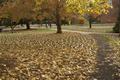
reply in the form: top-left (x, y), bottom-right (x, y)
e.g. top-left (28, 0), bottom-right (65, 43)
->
top-left (1, 24), bottom-right (114, 33)
top-left (104, 35), bottom-right (120, 78)
top-left (51, 24), bottom-right (114, 33)
top-left (0, 25), bottom-right (120, 79)
top-left (0, 31), bottom-right (97, 80)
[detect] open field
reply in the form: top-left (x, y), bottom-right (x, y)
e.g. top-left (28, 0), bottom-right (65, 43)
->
top-left (0, 25), bottom-right (120, 80)
top-left (0, 0), bottom-right (120, 79)
top-left (0, 31), bottom-right (97, 80)
top-left (0, 24), bottom-right (114, 33)
top-left (51, 24), bottom-right (114, 33)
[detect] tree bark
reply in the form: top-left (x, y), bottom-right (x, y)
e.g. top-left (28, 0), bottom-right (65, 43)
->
top-left (114, 1), bottom-right (120, 33)
top-left (0, 27), bottom-right (2, 32)
top-left (56, 16), bottom-right (62, 33)
top-left (0, 28), bottom-right (2, 32)
top-left (48, 20), bottom-right (52, 28)
top-left (89, 16), bottom-right (92, 29)
top-left (26, 22), bottom-right (30, 30)
top-left (56, 8), bottom-right (62, 33)
top-left (45, 22), bottom-right (48, 28)
top-left (114, 15), bottom-right (120, 33)
top-left (40, 21), bottom-right (43, 27)
top-left (10, 25), bottom-right (16, 33)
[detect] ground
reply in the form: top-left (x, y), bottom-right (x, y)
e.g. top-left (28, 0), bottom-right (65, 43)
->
top-left (90, 34), bottom-right (120, 80)
top-left (0, 25), bottom-right (120, 80)
top-left (51, 24), bottom-right (114, 33)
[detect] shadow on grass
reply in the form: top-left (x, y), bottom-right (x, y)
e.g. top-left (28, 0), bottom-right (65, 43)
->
top-left (90, 34), bottom-right (120, 80)
top-left (0, 28), bottom-right (55, 34)
top-left (0, 55), bottom-right (18, 77)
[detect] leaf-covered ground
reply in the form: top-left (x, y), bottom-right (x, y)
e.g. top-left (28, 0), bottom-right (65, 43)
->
top-left (0, 32), bottom-right (97, 80)
top-left (105, 35), bottom-right (120, 79)
top-left (90, 34), bottom-right (120, 80)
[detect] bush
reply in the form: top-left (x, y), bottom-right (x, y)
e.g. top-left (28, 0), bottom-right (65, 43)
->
top-left (79, 19), bottom-right (84, 24)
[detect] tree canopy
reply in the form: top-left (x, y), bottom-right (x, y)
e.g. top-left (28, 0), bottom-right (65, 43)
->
top-left (35, 0), bottom-right (111, 33)
top-left (0, 0), bottom-right (111, 33)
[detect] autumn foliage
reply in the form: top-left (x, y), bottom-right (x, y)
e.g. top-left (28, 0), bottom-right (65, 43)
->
top-left (0, 0), bottom-right (111, 33)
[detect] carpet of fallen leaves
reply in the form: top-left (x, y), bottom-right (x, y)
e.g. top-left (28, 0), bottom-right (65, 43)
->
top-left (105, 35), bottom-right (120, 78)
top-left (0, 32), bottom-right (97, 80)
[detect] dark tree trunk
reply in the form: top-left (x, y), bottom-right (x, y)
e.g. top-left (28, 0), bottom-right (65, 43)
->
top-left (11, 27), bottom-right (14, 33)
top-left (56, 15), bottom-right (62, 33)
top-left (114, 1), bottom-right (120, 33)
top-left (48, 20), bottom-right (52, 28)
top-left (26, 22), bottom-right (30, 30)
top-left (89, 16), bottom-right (92, 29)
top-left (10, 25), bottom-right (16, 33)
top-left (49, 23), bottom-right (52, 28)
top-left (56, 9), bottom-right (62, 33)
top-left (40, 21), bottom-right (43, 27)
top-left (114, 16), bottom-right (120, 33)
top-left (0, 28), bottom-right (2, 32)
top-left (45, 22), bottom-right (48, 28)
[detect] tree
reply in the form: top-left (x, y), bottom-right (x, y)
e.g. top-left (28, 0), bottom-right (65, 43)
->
top-left (0, 0), bottom-right (36, 30)
top-left (0, 0), bottom-right (18, 32)
top-left (66, 0), bottom-right (111, 28)
top-left (35, 0), bottom-right (68, 33)
top-left (0, 0), bottom-right (9, 32)
top-left (113, 1), bottom-right (120, 33)
top-left (12, 0), bottom-right (36, 30)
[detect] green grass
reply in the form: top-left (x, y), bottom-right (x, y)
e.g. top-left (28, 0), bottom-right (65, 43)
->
top-left (37, 28), bottom-right (55, 32)
top-left (0, 28), bottom-right (55, 35)
top-left (51, 24), bottom-right (114, 33)
top-left (1, 24), bottom-right (114, 33)
top-left (103, 35), bottom-right (120, 77)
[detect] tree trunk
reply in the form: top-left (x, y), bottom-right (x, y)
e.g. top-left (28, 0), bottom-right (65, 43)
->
top-left (26, 22), bottom-right (30, 30)
top-left (114, 16), bottom-right (120, 33)
top-left (40, 21), bottom-right (43, 27)
top-left (45, 22), bottom-right (48, 28)
top-left (48, 20), bottom-right (52, 28)
top-left (0, 28), bottom-right (2, 32)
top-left (56, 16), bottom-right (62, 33)
top-left (114, 1), bottom-right (120, 33)
top-left (56, 9), bottom-right (62, 33)
top-left (89, 16), bottom-right (92, 29)
top-left (49, 23), bottom-right (52, 28)
top-left (10, 25), bottom-right (15, 33)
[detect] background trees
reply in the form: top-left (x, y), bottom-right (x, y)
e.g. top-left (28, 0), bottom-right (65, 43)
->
top-left (35, 0), bottom-right (110, 33)
top-left (35, 0), bottom-right (68, 33)
top-left (0, 0), bottom-right (36, 31)
top-left (66, 0), bottom-right (111, 29)
top-left (0, 0), bottom-right (112, 33)
top-left (15, 0), bottom-right (36, 29)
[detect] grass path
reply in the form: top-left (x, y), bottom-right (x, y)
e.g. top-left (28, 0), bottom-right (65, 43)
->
top-left (90, 34), bottom-right (119, 80)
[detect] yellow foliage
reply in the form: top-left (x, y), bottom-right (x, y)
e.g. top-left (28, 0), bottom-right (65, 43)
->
top-left (66, 0), bottom-right (111, 15)
top-left (0, 0), bottom-right (111, 22)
